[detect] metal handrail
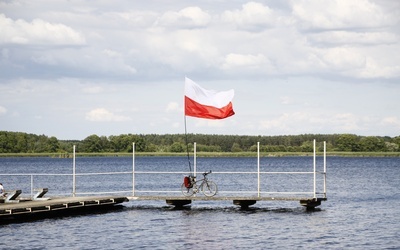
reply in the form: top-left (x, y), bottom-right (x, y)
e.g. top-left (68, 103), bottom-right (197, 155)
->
top-left (1, 169), bottom-right (325, 198)
top-left (132, 140), bottom-right (327, 199)
top-left (130, 169), bottom-right (326, 197)
top-left (0, 140), bottom-right (327, 200)
top-left (0, 171), bottom-right (133, 197)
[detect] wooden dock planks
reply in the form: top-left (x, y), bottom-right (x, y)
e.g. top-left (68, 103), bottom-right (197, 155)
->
top-left (0, 196), bottom-right (129, 220)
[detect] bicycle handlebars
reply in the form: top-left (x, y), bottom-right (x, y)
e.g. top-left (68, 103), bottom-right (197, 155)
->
top-left (203, 170), bottom-right (212, 176)
top-left (190, 170), bottom-right (212, 179)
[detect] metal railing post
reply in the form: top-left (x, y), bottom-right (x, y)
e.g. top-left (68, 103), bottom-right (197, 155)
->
top-left (31, 175), bottom-right (33, 198)
top-left (132, 142), bottom-right (135, 197)
top-left (324, 141), bottom-right (327, 198)
top-left (194, 142), bottom-right (197, 177)
top-left (313, 139), bottom-right (316, 199)
top-left (257, 141), bottom-right (260, 197)
top-left (73, 145), bottom-right (76, 197)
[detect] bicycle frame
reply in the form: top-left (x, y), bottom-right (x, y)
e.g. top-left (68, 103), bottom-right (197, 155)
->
top-left (181, 171), bottom-right (217, 197)
top-left (190, 178), bottom-right (206, 193)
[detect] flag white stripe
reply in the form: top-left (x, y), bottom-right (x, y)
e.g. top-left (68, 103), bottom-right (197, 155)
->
top-left (184, 77), bottom-right (234, 108)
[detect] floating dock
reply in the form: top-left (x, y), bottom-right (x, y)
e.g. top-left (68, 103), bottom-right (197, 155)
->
top-left (128, 196), bottom-right (326, 209)
top-left (0, 196), bottom-right (128, 223)
top-left (0, 194), bottom-right (325, 223)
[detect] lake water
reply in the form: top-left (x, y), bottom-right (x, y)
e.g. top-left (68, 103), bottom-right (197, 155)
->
top-left (0, 156), bottom-right (399, 249)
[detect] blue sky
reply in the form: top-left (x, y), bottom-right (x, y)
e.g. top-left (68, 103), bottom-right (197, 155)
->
top-left (0, 0), bottom-right (399, 140)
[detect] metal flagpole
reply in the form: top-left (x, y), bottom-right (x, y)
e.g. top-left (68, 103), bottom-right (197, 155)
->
top-left (184, 115), bottom-right (192, 173)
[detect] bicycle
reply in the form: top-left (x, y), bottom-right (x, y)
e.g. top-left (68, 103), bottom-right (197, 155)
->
top-left (181, 170), bottom-right (218, 197)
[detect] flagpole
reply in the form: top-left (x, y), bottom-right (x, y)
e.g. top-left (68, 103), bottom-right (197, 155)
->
top-left (184, 77), bottom-right (234, 175)
top-left (184, 115), bottom-right (192, 174)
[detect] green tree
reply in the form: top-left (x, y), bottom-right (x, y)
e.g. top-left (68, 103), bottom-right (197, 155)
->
top-left (131, 135), bottom-right (146, 152)
top-left (249, 144), bottom-right (258, 152)
top-left (301, 141), bottom-right (313, 152)
top-left (385, 142), bottom-right (399, 152)
top-left (145, 143), bottom-right (157, 152)
top-left (81, 134), bottom-right (102, 152)
top-left (360, 136), bottom-right (386, 152)
top-left (170, 142), bottom-right (185, 152)
top-left (109, 134), bottom-right (132, 152)
top-left (47, 136), bottom-right (60, 153)
top-left (34, 135), bottom-right (51, 153)
top-left (109, 134), bottom-right (146, 152)
top-left (15, 133), bottom-right (28, 152)
top-left (392, 136), bottom-right (400, 151)
top-left (231, 142), bottom-right (242, 152)
top-left (336, 134), bottom-right (361, 151)
top-left (0, 132), bottom-right (9, 153)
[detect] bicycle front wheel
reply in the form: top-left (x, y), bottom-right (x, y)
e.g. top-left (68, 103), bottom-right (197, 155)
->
top-left (202, 181), bottom-right (217, 197)
top-left (181, 183), bottom-right (195, 197)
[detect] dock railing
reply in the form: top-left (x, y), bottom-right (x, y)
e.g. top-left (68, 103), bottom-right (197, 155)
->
top-left (0, 171), bottom-right (134, 198)
top-left (130, 140), bottom-right (327, 200)
top-left (1, 140), bottom-right (327, 200)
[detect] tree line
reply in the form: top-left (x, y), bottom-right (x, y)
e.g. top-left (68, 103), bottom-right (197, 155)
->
top-left (1, 131), bottom-right (399, 154)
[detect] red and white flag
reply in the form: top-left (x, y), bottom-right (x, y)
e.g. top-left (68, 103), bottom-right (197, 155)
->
top-left (184, 77), bottom-right (235, 119)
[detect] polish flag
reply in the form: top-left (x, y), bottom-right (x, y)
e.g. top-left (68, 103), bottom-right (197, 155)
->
top-left (184, 77), bottom-right (235, 119)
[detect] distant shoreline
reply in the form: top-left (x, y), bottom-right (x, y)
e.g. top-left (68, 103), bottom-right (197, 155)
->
top-left (1, 152), bottom-right (399, 158)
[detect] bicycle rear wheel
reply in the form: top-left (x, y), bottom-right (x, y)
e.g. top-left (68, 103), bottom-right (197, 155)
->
top-left (181, 183), bottom-right (195, 196)
top-left (202, 181), bottom-right (217, 197)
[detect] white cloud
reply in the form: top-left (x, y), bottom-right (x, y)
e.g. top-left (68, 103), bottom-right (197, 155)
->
top-left (172, 122), bottom-right (180, 128)
top-left (259, 112), bottom-right (308, 130)
top-left (82, 86), bottom-right (104, 94)
top-left (358, 57), bottom-right (400, 79)
top-left (85, 108), bottom-right (131, 122)
top-left (0, 106), bottom-right (7, 115)
top-left (157, 6), bottom-right (211, 28)
top-left (308, 31), bottom-right (399, 46)
top-left (280, 96), bottom-right (294, 105)
top-left (292, 0), bottom-right (394, 30)
top-left (1, 1), bottom-right (398, 81)
top-left (317, 47), bottom-right (366, 71)
top-left (332, 113), bottom-right (361, 131)
top-left (102, 49), bottom-right (121, 57)
top-left (194, 119), bottom-right (227, 128)
top-left (259, 112), bottom-right (369, 134)
top-left (144, 29), bottom-right (220, 72)
top-left (0, 14), bottom-right (86, 45)
top-left (107, 10), bottom-right (159, 28)
top-left (221, 53), bottom-right (272, 71)
top-left (222, 2), bottom-right (275, 31)
top-left (381, 117), bottom-right (400, 127)
top-left (27, 46), bottom-right (137, 76)
top-left (165, 102), bottom-right (180, 112)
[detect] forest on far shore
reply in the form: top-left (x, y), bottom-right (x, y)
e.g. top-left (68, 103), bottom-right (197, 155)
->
top-left (1, 131), bottom-right (399, 154)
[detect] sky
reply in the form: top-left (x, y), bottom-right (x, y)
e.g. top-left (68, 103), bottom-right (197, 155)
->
top-left (0, 0), bottom-right (399, 140)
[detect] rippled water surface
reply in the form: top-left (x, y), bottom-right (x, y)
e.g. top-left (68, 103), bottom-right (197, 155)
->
top-left (0, 156), bottom-right (399, 249)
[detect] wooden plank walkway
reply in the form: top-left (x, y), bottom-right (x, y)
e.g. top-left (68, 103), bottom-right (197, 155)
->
top-left (0, 196), bottom-right (128, 221)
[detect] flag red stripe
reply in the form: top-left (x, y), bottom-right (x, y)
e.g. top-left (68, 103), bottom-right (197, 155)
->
top-left (185, 96), bottom-right (235, 119)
